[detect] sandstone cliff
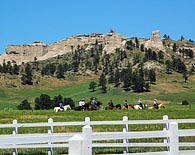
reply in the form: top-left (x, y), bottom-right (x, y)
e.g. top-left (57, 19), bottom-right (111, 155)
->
top-left (0, 32), bottom-right (128, 64)
top-left (0, 30), bottom-right (166, 65)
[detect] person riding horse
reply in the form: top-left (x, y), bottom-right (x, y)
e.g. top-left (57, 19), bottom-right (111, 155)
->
top-left (153, 99), bottom-right (159, 109)
top-left (124, 100), bottom-right (128, 109)
top-left (137, 98), bottom-right (143, 109)
top-left (59, 102), bottom-right (64, 110)
top-left (91, 98), bottom-right (99, 110)
top-left (108, 100), bottom-right (114, 109)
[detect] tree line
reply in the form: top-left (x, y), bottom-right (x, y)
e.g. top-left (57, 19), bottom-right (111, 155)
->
top-left (17, 94), bottom-right (74, 110)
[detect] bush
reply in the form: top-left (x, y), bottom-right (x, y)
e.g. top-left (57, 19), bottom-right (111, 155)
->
top-left (182, 100), bottom-right (189, 105)
top-left (17, 99), bottom-right (32, 110)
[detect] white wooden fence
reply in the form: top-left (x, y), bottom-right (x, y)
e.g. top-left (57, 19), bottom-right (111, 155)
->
top-left (0, 115), bottom-right (195, 155)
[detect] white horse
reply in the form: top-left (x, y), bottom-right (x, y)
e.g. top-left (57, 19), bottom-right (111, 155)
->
top-left (134, 104), bottom-right (148, 110)
top-left (148, 103), bottom-right (165, 110)
top-left (134, 105), bottom-right (143, 110)
top-left (54, 105), bottom-right (71, 112)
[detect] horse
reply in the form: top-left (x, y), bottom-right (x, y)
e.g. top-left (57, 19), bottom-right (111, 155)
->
top-left (121, 104), bottom-right (134, 110)
top-left (54, 105), bottom-right (71, 112)
top-left (85, 101), bottom-right (103, 110)
top-left (159, 103), bottom-right (165, 109)
top-left (133, 104), bottom-right (148, 110)
top-left (105, 104), bottom-right (122, 110)
top-left (133, 105), bottom-right (143, 110)
top-left (148, 103), bottom-right (165, 110)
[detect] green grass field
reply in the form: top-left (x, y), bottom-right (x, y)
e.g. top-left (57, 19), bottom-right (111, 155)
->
top-left (0, 76), bottom-right (195, 110)
top-left (0, 108), bottom-right (194, 155)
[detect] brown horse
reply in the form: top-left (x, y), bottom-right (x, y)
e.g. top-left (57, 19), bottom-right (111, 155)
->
top-left (85, 101), bottom-right (103, 110)
top-left (121, 104), bottom-right (134, 110)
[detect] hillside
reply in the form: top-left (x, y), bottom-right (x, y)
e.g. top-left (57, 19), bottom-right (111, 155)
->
top-left (2, 30), bottom-right (193, 64)
top-left (1, 30), bottom-right (195, 109)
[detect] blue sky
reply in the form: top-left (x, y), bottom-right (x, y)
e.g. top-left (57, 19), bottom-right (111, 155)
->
top-left (0, 0), bottom-right (195, 54)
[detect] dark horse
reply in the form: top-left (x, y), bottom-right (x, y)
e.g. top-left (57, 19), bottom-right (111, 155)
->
top-left (105, 104), bottom-right (122, 110)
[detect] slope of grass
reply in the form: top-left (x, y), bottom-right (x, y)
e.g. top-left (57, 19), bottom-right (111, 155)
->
top-left (0, 71), bottom-right (195, 110)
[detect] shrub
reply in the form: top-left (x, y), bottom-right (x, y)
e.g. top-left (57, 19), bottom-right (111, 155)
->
top-left (182, 100), bottom-right (189, 105)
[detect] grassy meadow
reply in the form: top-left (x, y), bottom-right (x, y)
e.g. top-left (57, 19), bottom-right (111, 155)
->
top-left (1, 72), bottom-right (195, 111)
top-left (0, 71), bottom-right (195, 154)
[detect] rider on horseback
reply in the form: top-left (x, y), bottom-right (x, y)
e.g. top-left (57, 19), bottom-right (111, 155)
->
top-left (124, 100), bottom-right (128, 109)
top-left (108, 100), bottom-right (114, 109)
top-left (153, 99), bottom-right (159, 109)
top-left (91, 98), bottom-right (99, 110)
top-left (59, 102), bottom-right (64, 110)
top-left (137, 98), bottom-right (143, 109)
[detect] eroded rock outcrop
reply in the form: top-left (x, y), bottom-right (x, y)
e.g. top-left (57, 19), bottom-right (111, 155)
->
top-left (0, 32), bottom-right (127, 64)
top-left (0, 42), bottom-right (48, 64)
top-left (144, 30), bottom-right (164, 51)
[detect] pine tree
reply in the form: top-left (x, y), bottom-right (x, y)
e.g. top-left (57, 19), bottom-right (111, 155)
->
top-left (172, 43), bottom-right (177, 52)
top-left (56, 64), bottom-right (65, 78)
top-left (17, 99), bottom-right (32, 110)
top-left (21, 63), bottom-right (33, 85)
top-left (114, 69), bottom-right (120, 86)
top-left (135, 37), bottom-right (139, 48)
top-left (148, 69), bottom-right (156, 84)
top-left (99, 74), bottom-right (107, 93)
top-left (89, 81), bottom-right (97, 92)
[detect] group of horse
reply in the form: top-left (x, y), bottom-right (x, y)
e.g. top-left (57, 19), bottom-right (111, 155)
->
top-left (54, 102), bottom-right (165, 112)
top-left (54, 101), bottom-right (103, 112)
top-left (105, 103), bottom-right (165, 110)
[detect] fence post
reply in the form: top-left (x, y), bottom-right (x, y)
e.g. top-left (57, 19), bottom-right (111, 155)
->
top-left (48, 118), bottom-right (53, 155)
top-left (123, 116), bottom-right (129, 153)
top-left (163, 115), bottom-right (169, 151)
top-left (82, 122), bottom-right (92, 155)
top-left (85, 117), bottom-right (90, 126)
top-left (169, 122), bottom-right (179, 155)
top-left (12, 119), bottom-right (18, 155)
top-left (69, 134), bottom-right (83, 155)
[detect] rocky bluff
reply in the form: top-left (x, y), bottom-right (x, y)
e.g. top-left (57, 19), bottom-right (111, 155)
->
top-left (0, 30), bottom-right (164, 64)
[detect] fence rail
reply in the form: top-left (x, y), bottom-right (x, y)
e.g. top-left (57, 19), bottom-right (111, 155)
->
top-left (0, 115), bottom-right (195, 155)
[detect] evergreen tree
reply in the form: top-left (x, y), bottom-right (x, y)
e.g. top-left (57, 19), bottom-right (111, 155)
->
top-left (21, 63), bottom-right (33, 85)
top-left (89, 81), bottom-right (97, 92)
top-left (17, 99), bottom-right (32, 110)
top-left (165, 60), bottom-right (173, 74)
top-left (183, 71), bottom-right (188, 83)
top-left (144, 82), bottom-right (150, 92)
top-left (99, 73), bottom-right (107, 93)
top-left (52, 95), bottom-right (63, 107)
top-left (114, 69), bottom-right (120, 86)
top-left (56, 64), bottom-right (65, 78)
top-left (12, 63), bottom-right (19, 75)
top-left (172, 43), bottom-right (177, 52)
top-left (135, 37), bottom-right (139, 48)
top-left (125, 40), bottom-right (134, 50)
top-left (140, 44), bottom-right (145, 52)
top-left (151, 51), bottom-right (157, 60)
top-left (63, 97), bottom-right (74, 108)
top-left (144, 48), bottom-right (152, 60)
top-left (148, 69), bottom-right (156, 84)
top-left (158, 50), bottom-right (164, 63)
top-left (133, 54), bottom-right (141, 65)
top-left (34, 94), bottom-right (52, 110)
top-left (190, 64), bottom-right (195, 74)
top-left (133, 74), bottom-right (144, 92)
top-left (108, 73), bottom-right (114, 84)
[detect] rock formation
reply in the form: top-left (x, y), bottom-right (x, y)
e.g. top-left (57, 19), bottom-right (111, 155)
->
top-left (144, 30), bottom-right (164, 51)
top-left (0, 42), bottom-right (48, 64)
top-left (0, 32), bottom-right (127, 64)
